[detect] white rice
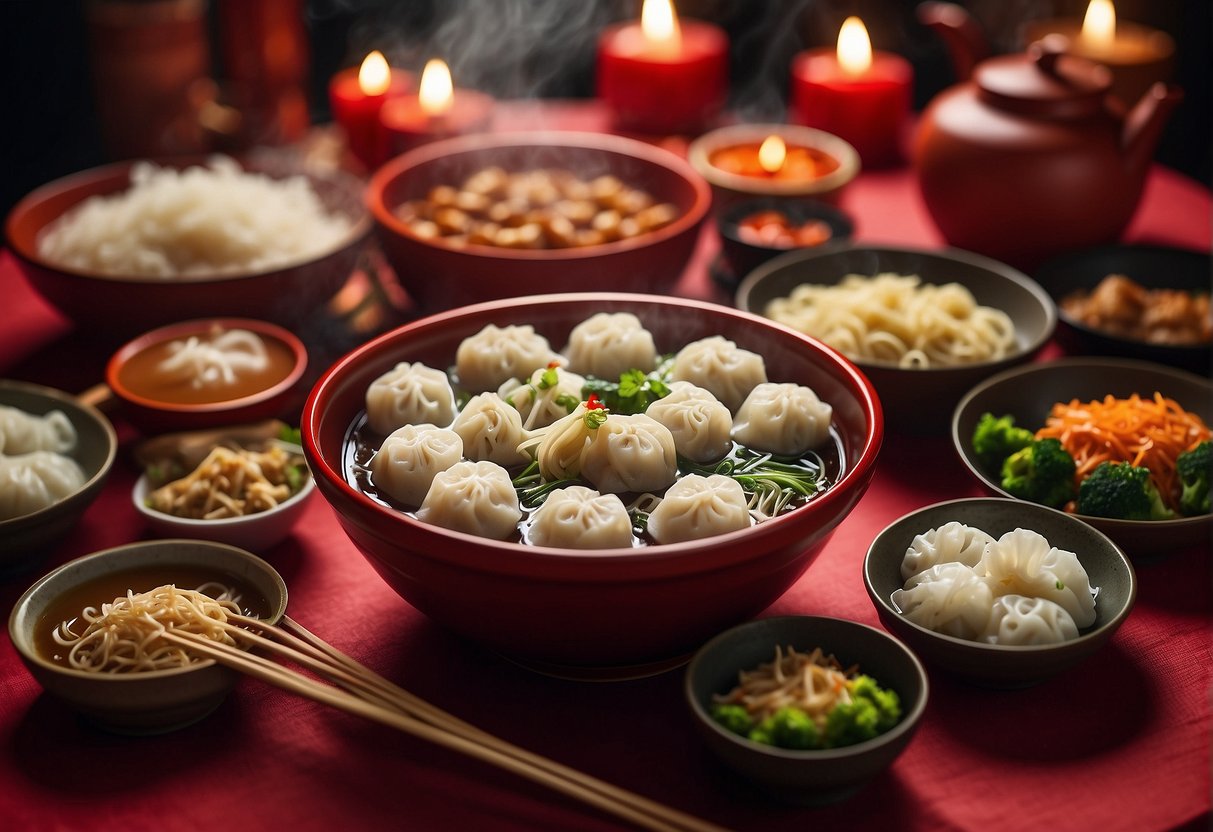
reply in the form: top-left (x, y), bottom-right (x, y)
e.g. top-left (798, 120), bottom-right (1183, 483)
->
top-left (37, 156), bottom-right (353, 279)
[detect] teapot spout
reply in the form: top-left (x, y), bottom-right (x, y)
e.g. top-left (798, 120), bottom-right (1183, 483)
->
top-left (917, 2), bottom-right (990, 81)
top-left (1123, 83), bottom-right (1183, 176)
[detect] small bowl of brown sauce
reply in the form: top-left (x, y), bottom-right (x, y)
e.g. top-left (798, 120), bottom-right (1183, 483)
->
top-left (106, 318), bottom-right (308, 433)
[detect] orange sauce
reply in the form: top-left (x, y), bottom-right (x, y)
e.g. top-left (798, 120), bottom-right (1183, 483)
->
top-left (737, 210), bottom-right (834, 248)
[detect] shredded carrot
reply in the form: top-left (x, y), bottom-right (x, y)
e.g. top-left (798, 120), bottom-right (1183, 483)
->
top-left (1035, 392), bottom-right (1211, 512)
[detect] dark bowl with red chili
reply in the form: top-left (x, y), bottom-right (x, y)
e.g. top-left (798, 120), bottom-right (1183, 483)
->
top-left (716, 198), bottom-right (854, 288)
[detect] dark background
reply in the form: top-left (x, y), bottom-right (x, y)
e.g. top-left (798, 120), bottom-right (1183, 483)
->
top-left (1, 0), bottom-right (1208, 222)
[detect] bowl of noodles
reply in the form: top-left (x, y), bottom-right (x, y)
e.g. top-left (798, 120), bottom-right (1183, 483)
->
top-left (5, 151), bottom-right (371, 334)
top-left (302, 292), bottom-right (883, 679)
top-left (736, 244), bottom-right (1056, 434)
top-left (952, 358), bottom-right (1212, 558)
top-left (8, 539), bottom-right (288, 734)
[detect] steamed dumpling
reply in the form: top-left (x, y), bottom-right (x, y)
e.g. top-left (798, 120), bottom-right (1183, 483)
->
top-left (979, 595), bottom-right (1081, 645)
top-left (580, 413), bottom-right (677, 494)
top-left (369, 424), bottom-right (463, 507)
top-left (669, 336), bottom-right (767, 413)
top-left (563, 312), bottom-right (657, 380)
top-left (977, 528), bottom-right (1098, 628)
top-left (498, 366), bottom-right (586, 430)
top-left (0, 450), bottom-right (86, 520)
top-left (0, 406), bottom-right (76, 456)
top-left (451, 393), bottom-right (530, 466)
top-left (644, 381), bottom-right (733, 463)
top-left (731, 383), bottom-right (832, 456)
top-left (416, 460), bottom-right (522, 540)
top-left (901, 521), bottom-right (996, 581)
top-left (456, 324), bottom-right (559, 392)
top-left (891, 562), bottom-right (994, 640)
top-left (646, 474), bottom-right (750, 544)
top-left (522, 404), bottom-right (595, 481)
top-left (365, 362), bottom-right (456, 435)
top-left (528, 485), bottom-right (633, 549)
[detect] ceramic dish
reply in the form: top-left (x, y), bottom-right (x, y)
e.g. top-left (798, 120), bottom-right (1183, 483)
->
top-left (1033, 244), bottom-right (1211, 375)
top-left (952, 357), bottom-right (1212, 558)
top-left (736, 244), bottom-right (1056, 433)
top-left (8, 539), bottom-right (288, 734)
top-left (368, 131), bottom-right (711, 311)
top-left (302, 292), bottom-right (883, 680)
top-left (0, 380), bottom-right (117, 573)
top-left (685, 615), bottom-right (927, 804)
top-left (864, 497), bottom-right (1135, 688)
top-left (715, 197), bottom-right (854, 288)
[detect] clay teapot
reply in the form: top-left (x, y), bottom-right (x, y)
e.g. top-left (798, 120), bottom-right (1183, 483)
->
top-left (914, 28), bottom-right (1182, 268)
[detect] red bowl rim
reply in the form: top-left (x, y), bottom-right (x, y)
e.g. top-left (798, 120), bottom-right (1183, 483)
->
top-left (302, 291), bottom-right (884, 579)
top-left (366, 131), bottom-right (712, 262)
top-left (106, 317), bottom-right (308, 416)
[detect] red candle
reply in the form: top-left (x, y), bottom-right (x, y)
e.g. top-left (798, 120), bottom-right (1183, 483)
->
top-left (379, 59), bottom-right (494, 159)
top-left (597, 0), bottom-right (728, 134)
top-left (790, 17), bottom-right (912, 168)
top-left (328, 51), bottom-right (412, 169)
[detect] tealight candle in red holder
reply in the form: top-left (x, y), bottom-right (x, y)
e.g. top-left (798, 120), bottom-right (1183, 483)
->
top-left (597, 0), bottom-right (728, 134)
top-left (379, 59), bottom-right (494, 160)
top-left (328, 51), bottom-right (412, 170)
top-left (790, 17), bottom-right (912, 168)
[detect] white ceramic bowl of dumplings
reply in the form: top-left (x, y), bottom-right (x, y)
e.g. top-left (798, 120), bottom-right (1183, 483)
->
top-left (303, 292), bottom-right (884, 680)
top-left (0, 380), bottom-right (117, 572)
top-left (863, 498), bottom-right (1136, 688)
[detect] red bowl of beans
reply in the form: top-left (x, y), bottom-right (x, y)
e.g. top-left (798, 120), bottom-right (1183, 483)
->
top-left (368, 132), bottom-right (712, 311)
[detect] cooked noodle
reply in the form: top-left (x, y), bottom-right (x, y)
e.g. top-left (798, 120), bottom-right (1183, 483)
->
top-left (147, 444), bottom-right (301, 519)
top-left (764, 273), bottom-right (1016, 368)
top-left (51, 583), bottom-right (242, 673)
top-left (712, 645), bottom-right (856, 725)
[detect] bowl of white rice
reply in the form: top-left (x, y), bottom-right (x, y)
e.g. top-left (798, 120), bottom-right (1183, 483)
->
top-left (5, 152), bottom-right (371, 333)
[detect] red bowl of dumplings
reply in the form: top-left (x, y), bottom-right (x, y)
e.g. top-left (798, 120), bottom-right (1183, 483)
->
top-left (302, 293), bottom-right (882, 679)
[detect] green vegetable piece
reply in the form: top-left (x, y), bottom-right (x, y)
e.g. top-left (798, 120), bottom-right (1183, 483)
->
top-left (1176, 440), bottom-right (1211, 516)
top-left (537, 367), bottom-right (560, 389)
top-left (824, 698), bottom-right (881, 747)
top-left (1076, 460), bottom-right (1177, 521)
top-left (769, 707), bottom-right (820, 750)
top-left (747, 722), bottom-right (775, 746)
top-left (972, 412), bottom-right (1034, 471)
top-left (709, 703), bottom-right (753, 737)
top-left (1000, 438), bottom-right (1077, 508)
top-left (277, 425), bottom-right (303, 447)
top-left (849, 675), bottom-right (902, 732)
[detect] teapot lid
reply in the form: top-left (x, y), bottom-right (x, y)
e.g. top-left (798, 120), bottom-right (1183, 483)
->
top-left (975, 35), bottom-right (1112, 117)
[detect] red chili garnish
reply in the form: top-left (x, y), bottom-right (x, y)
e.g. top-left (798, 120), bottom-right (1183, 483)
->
top-left (547, 360), bottom-right (561, 369)
top-left (586, 393), bottom-right (605, 410)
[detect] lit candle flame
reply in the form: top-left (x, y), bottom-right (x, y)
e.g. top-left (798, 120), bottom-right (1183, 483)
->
top-left (358, 51), bottom-right (391, 96)
top-left (837, 16), bottom-right (873, 75)
top-left (419, 59), bottom-right (454, 117)
top-left (1081, 0), bottom-right (1116, 52)
top-left (758, 135), bottom-right (787, 174)
top-left (641, 0), bottom-right (683, 58)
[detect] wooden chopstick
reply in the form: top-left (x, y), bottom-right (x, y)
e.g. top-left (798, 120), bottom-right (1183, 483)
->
top-left (160, 623), bottom-right (728, 832)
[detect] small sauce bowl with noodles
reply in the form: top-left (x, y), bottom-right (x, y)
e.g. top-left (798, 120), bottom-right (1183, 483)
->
top-left (8, 539), bottom-right (288, 734)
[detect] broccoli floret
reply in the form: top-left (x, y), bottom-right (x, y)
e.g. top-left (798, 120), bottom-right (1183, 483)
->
top-left (1076, 461), bottom-right (1176, 521)
top-left (1000, 438), bottom-right (1077, 508)
top-left (1176, 441), bottom-right (1211, 516)
top-left (972, 412), bottom-right (1035, 470)
top-left (824, 698), bottom-right (881, 747)
top-left (849, 675), bottom-right (902, 732)
top-left (746, 707), bottom-right (821, 750)
top-left (710, 703), bottom-right (753, 737)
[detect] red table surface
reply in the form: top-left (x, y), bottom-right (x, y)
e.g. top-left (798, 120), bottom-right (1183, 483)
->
top-left (0, 102), bottom-right (1210, 832)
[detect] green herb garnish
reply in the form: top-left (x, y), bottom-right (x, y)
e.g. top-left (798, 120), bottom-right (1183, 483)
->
top-left (581, 367), bottom-right (672, 415)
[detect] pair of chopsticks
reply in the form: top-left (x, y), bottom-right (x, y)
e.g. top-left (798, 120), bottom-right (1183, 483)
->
top-left (159, 615), bottom-right (727, 832)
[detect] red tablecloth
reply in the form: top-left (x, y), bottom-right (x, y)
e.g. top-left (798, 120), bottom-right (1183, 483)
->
top-left (1, 102), bottom-right (1210, 832)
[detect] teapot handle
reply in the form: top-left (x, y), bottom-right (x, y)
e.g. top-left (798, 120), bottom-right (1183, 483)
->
top-left (1029, 34), bottom-right (1070, 79)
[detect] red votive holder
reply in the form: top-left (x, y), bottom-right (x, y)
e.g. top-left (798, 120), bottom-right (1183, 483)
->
top-left (597, 18), bottom-right (728, 134)
top-left (379, 89), bottom-right (495, 160)
top-left (328, 56), bottom-right (412, 170)
top-left (789, 20), bottom-right (912, 168)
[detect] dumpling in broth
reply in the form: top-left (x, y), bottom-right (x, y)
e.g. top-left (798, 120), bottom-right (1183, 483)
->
top-left (528, 485), bottom-right (633, 549)
top-left (977, 528), bottom-right (1097, 628)
top-left (521, 404), bottom-right (595, 481)
top-left (365, 362), bottom-right (457, 435)
top-left (456, 324), bottom-right (559, 392)
top-left (901, 521), bottom-right (995, 581)
top-left (369, 424), bottom-right (463, 507)
top-left (669, 336), bottom-right (767, 413)
top-left (498, 366), bottom-right (586, 430)
top-left (563, 312), bottom-right (657, 380)
top-left (891, 562), bottom-right (994, 640)
top-left (0, 405), bottom-right (77, 456)
top-left (451, 393), bottom-right (530, 466)
top-left (731, 383), bottom-right (832, 456)
top-left (646, 474), bottom-right (750, 544)
top-left (416, 460), bottom-right (522, 540)
top-left (0, 450), bottom-right (86, 520)
top-left (580, 414), bottom-right (677, 494)
top-left (644, 381), bottom-right (732, 464)
top-left (978, 595), bottom-right (1081, 645)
